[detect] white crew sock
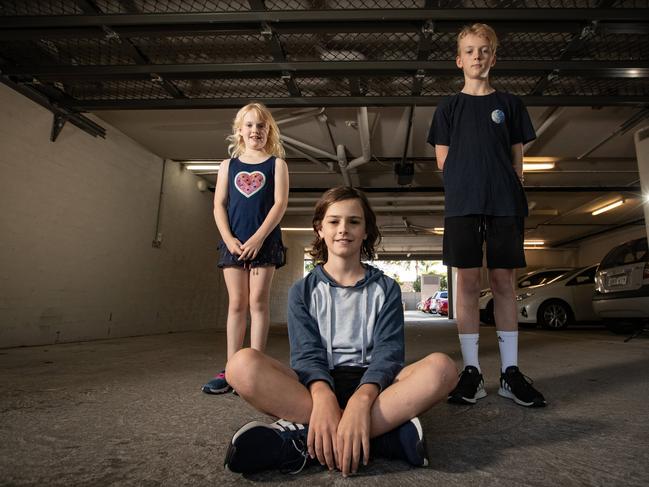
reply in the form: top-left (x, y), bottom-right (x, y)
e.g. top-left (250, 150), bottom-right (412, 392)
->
top-left (497, 330), bottom-right (519, 373)
top-left (458, 333), bottom-right (481, 372)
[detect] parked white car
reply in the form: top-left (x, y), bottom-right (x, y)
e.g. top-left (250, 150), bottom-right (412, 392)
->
top-left (593, 237), bottom-right (649, 334)
top-left (516, 265), bottom-right (600, 329)
top-left (479, 267), bottom-right (575, 324)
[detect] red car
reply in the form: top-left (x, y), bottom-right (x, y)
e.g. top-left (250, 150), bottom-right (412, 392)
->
top-left (437, 297), bottom-right (449, 316)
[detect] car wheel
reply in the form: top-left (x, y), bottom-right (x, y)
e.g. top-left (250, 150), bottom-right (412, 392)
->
top-left (538, 301), bottom-right (571, 330)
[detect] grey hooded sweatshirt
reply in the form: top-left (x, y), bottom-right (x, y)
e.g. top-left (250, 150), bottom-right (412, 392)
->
top-left (288, 264), bottom-right (404, 392)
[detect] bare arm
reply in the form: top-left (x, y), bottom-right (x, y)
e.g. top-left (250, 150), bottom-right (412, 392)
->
top-left (435, 144), bottom-right (449, 171)
top-left (239, 157), bottom-right (290, 260)
top-left (337, 383), bottom-right (380, 476)
top-left (213, 159), bottom-right (241, 255)
top-left (512, 143), bottom-right (524, 181)
top-left (308, 380), bottom-right (341, 471)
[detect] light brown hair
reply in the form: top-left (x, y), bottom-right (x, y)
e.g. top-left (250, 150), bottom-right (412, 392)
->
top-left (310, 187), bottom-right (381, 263)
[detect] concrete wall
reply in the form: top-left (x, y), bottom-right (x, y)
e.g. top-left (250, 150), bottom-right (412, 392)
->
top-left (576, 224), bottom-right (647, 267)
top-left (0, 85), bottom-right (225, 347)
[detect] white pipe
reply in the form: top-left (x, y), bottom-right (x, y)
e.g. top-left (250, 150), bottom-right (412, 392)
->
top-left (284, 141), bottom-right (334, 171)
top-left (280, 134), bottom-right (338, 160)
top-left (347, 107), bottom-right (371, 170)
top-left (276, 108), bottom-right (325, 126)
top-left (337, 144), bottom-right (352, 186)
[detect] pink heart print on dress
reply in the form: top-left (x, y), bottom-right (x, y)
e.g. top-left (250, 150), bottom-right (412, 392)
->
top-left (234, 171), bottom-right (266, 198)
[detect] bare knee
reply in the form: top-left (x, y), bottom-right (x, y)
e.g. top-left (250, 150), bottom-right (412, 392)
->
top-left (489, 272), bottom-right (514, 298)
top-left (225, 348), bottom-right (264, 392)
top-left (458, 270), bottom-right (482, 297)
top-left (423, 353), bottom-right (458, 393)
top-left (228, 295), bottom-right (249, 315)
top-left (248, 294), bottom-right (269, 315)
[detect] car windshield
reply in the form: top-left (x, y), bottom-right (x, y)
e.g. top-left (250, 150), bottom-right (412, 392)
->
top-left (518, 270), bottom-right (571, 288)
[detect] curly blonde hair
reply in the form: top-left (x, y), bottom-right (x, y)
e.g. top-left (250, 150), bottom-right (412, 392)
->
top-left (227, 102), bottom-right (285, 159)
top-left (457, 23), bottom-right (499, 56)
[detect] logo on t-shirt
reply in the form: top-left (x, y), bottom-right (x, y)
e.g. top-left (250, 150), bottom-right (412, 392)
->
top-left (491, 109), bottom-right (505, 124)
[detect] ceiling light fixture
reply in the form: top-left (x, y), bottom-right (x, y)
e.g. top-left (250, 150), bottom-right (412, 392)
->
top-left (524, 240), bottom-right (545, 246)
top-left (282, 227), bottom-right (313, 232)
top-left (433, 227), bottom-right (444, 234)
top-left (592, 199), bottom-right (624, 216)
top-left (186, 164), bottom-right (220, 171)
top-left (523, 162), bottom-right (555, 171)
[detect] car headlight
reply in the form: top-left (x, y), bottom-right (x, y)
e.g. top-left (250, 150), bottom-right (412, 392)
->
top-left (516, 291), bottom-right (535, 302)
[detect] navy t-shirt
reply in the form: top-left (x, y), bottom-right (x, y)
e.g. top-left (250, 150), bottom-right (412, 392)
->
top-left (427, 91), bottom-right (536, 217)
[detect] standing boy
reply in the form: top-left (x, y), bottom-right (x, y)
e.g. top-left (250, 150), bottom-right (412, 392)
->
top-left (427, 23), bottom-right (546, 407)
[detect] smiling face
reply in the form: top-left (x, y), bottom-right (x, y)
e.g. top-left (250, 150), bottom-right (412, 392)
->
top-left (317, 198), bottom-right (368, 261)
top-left (456, 33), bottom-right (496, 81)
top-left (238, 109), bottom-right (269, 153)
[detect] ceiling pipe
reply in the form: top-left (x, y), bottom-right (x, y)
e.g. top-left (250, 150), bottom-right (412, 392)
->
top-left (347, 107), bottom-right (371, 170)
top-left (280, 134), bottom-right (338, 161)
top-left (276, 107), bottom-right (325, 126)
top-left (283, 140), bottom-right (334, 171)
top-left (337, 144), bottom-right (352, 186)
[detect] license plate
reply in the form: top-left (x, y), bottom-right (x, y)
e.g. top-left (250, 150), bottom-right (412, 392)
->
top-left (607, 275), bottom-right (628, 286)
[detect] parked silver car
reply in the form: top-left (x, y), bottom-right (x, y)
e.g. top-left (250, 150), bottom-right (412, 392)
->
top-left (593, 237), bottom-right (649, 333)
top-left (516, 265), bottom-right (600, 329)
top-left (479, 267), bottom-right (575, 324)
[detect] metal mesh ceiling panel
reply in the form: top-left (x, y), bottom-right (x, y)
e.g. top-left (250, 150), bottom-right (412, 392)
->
top-left (545, 77), bottom-right (649, 96)
top-left (63, 79), bottom-right (174, 100)
top-left (295, 77), bottom-right (350, 97)
top-left (131, 35), bottom-right (273, 64)
top-left (0, 1), bottom-right (83, 15)
top-left (266, 0), bottom-right (426, 8)
top-left (420, 77), bottom-right (463, 96)
top-left (280, 32), bottom-right (420, 62)
top-left (572, 34), bottom-right (649, 61)
top-left (94, 0), bottom-right (251, 13)
top-left (497, 32), bottom-right (575, 60)
top-left (175, 78), bottom-right (289, 98)
top-left (362, 76), bottom-right (414, 96)
top-left (0, 39), bottom-right (135, 66)
top-left (491, 76), bottom-right (541, 96)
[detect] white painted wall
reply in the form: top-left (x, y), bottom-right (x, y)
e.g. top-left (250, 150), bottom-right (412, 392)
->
top-left (0, 85), bottom-right (226, 347)
top-left (270, 232), bottom-right (310, 325)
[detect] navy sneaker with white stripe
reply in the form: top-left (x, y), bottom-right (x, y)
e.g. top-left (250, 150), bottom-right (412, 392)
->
top-left (371, 417), bottom-right (429, 467)
top-left (224, 419), bottom-right (311, 474)
top-left (202, 370), bottom-right (232, 395)
top-left (498, 366), bottom-right (546, 407)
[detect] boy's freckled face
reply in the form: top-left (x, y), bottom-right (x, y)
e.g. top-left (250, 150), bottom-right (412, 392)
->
top-left (239, 110), bottom-right (269, 151)
top-left (456, 34), bottom-right (496, 80)
top-left (318, 199), bottom-right (368, 259)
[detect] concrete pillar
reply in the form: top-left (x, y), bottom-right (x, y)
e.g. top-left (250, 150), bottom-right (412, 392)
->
top-left (634, 125), bottom-right (649, 243)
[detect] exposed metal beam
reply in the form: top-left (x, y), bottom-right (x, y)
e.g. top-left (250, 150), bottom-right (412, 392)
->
top-left (0, 76), bottom-right (105, 139)
top-left (70, 95), bottom-right (649, 110)
top-left (2, 10), bottom-right (647, 29)
top-left (551, 217), bottom-right (645, 247)
top-left (288, 185), bottom-right (642, 193)
top-left (8, 60), bottom-right (648, 80)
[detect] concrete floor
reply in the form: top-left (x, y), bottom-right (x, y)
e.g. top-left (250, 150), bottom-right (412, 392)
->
top-left (1, 317), bottom-right (648, 486)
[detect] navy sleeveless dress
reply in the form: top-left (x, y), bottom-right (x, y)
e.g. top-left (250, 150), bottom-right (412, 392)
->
top-left (217, 156), bottom-right (286, 269)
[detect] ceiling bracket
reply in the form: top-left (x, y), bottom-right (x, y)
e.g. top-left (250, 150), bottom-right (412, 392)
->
top-left (50, 113), bottom-right (68, 142)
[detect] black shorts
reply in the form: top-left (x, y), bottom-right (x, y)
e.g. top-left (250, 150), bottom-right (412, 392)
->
top-left (443, 215), bottom-right (526, 269)
top-left (331, 366), bottom-right (366, 409)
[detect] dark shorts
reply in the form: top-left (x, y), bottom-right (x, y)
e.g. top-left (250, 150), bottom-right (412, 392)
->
top-left (331, 366), bottom-right (367, 409)
top-left (443, 215), bottom-right (526, 269)
top-left (217, 238), bottom-right (286, 269)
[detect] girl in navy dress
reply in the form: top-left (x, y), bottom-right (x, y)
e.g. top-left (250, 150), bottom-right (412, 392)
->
top-left (202, 102), bottom-right (289, 395)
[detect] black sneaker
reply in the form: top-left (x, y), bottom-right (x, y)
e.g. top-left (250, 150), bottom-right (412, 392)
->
top-left (371, 417), bottom-right (428, 467)
top-left (447, 365), bottom-right (487, 405)
top-left (498, 366), bottom-right (547, 408)
top-left (224, 419), bottom-right (311, 474)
